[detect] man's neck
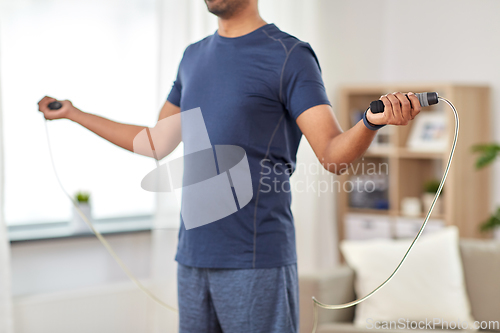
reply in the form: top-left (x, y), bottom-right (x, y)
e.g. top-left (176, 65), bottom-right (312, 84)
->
top-left (217, 8), bottom-right (267, 38)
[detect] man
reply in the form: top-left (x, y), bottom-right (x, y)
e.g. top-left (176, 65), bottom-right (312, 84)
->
top-left (38, 0), bottom-right (421, 331)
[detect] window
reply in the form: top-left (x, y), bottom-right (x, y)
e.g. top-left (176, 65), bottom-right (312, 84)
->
top-left (1, 0), bottom-right (160, 225)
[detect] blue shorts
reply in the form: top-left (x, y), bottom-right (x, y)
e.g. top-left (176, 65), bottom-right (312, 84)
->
top-left (177, 263), bottom-right (299, 333)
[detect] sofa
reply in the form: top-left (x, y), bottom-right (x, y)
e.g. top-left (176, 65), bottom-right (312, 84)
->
top-left (299, 239), bottom-right (500, 333)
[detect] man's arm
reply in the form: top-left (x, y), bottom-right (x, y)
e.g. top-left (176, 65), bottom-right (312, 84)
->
top-left (296, 92), bottom-right (421, 175)
top-left (38, 96), bottom-right (181, 159)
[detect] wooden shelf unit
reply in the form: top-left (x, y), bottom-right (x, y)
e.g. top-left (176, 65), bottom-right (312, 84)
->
top-left (337, 84), bottom-right (492, 241)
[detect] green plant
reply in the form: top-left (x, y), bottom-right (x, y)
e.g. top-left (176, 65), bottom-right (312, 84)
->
top-left (423, 179), bottom-right (441, 194)
top-left (75, 191), bottom-right (90, 203)
top-left (480, 207), bottom-right (500, 232)
top-left (472, 143), bottom-right (500, 232)
top-left (472, 143), bottom-right (500, 169)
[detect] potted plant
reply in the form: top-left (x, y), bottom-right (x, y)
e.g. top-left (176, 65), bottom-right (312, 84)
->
top-left (480, 207), bottom-right (500, 237)
top-left (72, 190), bottom-right (92, 234)
top-left (472, 143), bottom-right (500, 240)
top-left (421, 179), bottom-right (443, 215)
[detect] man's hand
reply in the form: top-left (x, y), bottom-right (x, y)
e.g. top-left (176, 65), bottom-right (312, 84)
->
top-left (366, 92), bottom-right (422, 126)
top-left (38, 96), bottom-right (80, 120)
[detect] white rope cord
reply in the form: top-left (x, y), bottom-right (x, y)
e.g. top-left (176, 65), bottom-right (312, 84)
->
top-left (43, 120), bottom-right (178, 313)
top-left (311, 96), bottom-right (459, 333)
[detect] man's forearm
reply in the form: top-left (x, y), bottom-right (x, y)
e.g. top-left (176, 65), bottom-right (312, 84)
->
top-left (37, 97), bottom-right (182, 159)
top-left (323, 119), bottom-right (377, 174)
top-left (297, 93), bottom-right (421, 176)
top-left (69, 109), bottom-right (146, 153)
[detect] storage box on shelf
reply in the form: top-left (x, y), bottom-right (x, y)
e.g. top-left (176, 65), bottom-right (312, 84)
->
top-left (337, 84), bottom-right (491, 244)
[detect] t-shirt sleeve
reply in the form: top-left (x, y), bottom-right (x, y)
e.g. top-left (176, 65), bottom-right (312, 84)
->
top-left (167, 45), bottom-right (192, 107)
top-left (167, 68), bottom-right (182, 107)
top-left (281, 42), bottom-right (331, 120)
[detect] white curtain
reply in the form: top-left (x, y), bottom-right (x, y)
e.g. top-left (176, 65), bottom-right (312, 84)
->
top-left (0, 28), bottom-right (14, 333)
top-left (149, 2), bottom-right (217, 332)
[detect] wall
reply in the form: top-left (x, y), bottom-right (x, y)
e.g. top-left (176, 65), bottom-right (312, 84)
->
top-left (317, 0), bottom-right (500, 206)
top-left (379, 0), bottom-right (500, 210)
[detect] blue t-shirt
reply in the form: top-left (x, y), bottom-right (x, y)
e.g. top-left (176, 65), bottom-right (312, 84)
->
top-left (167, 23), bottom-right (331, 269)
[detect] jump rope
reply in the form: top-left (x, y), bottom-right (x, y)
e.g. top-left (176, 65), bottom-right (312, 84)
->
top-left (44, 92), bottom-right (459, 332)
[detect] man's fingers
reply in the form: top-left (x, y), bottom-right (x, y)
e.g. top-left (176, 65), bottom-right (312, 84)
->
top-left (407, 92), bottom-right (422, 120)
top-left (37, 96), bottom-right (60, 121)
top-left (38, 96), bottom-right (56, 111)
top-left (386, 93), bottom-right (404, 125)
top-left (367, 111), bottom-right (385, 125)
top-left (39, 96), bottom-right (55, 105)
top-left (373, 92), bottom-right (422, 127)
top-left (393, 92), bottom-right (411, 124)
top-left (380, 95), bottom-right (393, 123)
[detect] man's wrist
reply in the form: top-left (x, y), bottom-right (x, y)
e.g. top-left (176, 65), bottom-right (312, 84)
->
top-left (67, 107), bottom-right (83, 122)
top-left (363, 108), bottom-right (386, 131)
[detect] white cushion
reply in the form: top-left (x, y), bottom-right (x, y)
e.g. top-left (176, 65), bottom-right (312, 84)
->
top-left (340, 226), bottom-right (476, 329)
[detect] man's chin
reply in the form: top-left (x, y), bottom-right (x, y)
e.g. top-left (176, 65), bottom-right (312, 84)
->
top-left (206, 1), bottom-right (226, 16)
top-left (205, 0), bottom-right (220, 11)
